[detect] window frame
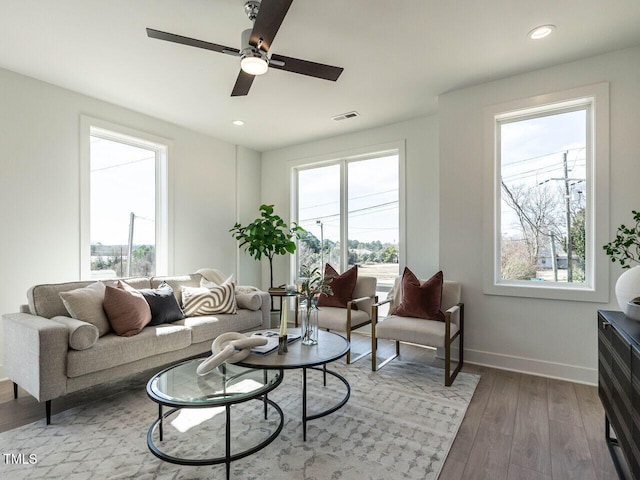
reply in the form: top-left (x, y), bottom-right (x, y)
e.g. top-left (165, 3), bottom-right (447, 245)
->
top-left (291, 142), bottom-right (406, 284)
top-left (482, 83), bottom-right (609, 302)
top-left (80, 116), bottom-right (173, 280)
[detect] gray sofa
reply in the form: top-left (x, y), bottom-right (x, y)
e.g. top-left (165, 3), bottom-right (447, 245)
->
top-left (2, 273), bottom-right (271, 424)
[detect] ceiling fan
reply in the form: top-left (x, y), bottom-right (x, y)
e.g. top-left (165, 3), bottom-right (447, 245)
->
top-left (146, 0), bottom-right (344, 97)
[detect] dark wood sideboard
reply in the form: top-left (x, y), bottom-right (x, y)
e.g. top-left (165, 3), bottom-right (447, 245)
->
top-left (597, 310), bottom-right (640, 479)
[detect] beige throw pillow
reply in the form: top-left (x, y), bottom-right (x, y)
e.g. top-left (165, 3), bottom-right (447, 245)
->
top-left (59, 282), bottom-right (111, 336)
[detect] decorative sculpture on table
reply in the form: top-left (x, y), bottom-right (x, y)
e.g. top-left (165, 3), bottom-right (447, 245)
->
top-left (196, 332), bottom-right (267, 375)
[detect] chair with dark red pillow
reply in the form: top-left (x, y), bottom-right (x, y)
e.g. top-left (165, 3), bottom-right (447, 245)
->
top-left (296, 264), bottom-right (377, 364)
top-left (371, 268), bottom-right (464, 386)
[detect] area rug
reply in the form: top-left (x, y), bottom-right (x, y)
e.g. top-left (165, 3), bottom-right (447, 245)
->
top-left (0, 359), bottom-right (479, 480)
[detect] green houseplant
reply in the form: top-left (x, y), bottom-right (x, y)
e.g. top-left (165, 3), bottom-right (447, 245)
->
top-left (230, 204), bottom-right (304, 288)
top-left (603, 210), bottom-right (640, 269)
top-left (603, 210), bottom-right (640, 319)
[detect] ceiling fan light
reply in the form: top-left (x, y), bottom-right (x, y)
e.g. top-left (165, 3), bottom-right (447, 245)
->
top-left (241, 54), bottom-right (268, 75)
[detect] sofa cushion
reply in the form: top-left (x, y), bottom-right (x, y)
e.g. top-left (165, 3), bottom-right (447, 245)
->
top-left (136, 281), bottom-right (185, 326)
top-left (59, 282), bottom-right (111, 336)
top-left (103, 282), bottom-right (152, 337)
top-left (66, 324), bottom-right (191, 378)
top-left (174, 311), bottom-right (263, 344)
top-left (28, 277), bottom-right (151, 319)
top-left (50, 316), bottom-right (99, 351)
top-left (181, 285), bottom-right (236, 316)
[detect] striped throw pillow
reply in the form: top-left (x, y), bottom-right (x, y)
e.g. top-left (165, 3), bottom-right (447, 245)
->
top-left (181, 284), bottom-right (237, 316)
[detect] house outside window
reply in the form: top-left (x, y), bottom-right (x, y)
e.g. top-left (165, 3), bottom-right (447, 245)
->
top-left (80, 117), bottom-right (170, 280)
top-left (483, 83), bottom-right (609, 302)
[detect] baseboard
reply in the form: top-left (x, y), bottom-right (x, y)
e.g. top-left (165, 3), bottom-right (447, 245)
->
top-left (463, 348), bottom-right (597, 386)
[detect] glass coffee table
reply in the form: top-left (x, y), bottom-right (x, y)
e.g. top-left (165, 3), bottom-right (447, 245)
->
top-left (238, 328), bottom-right (350, 441)
top-left (146, 358), bottom-right (284, 479)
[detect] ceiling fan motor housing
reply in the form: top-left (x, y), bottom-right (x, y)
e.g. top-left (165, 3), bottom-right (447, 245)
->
top-left (244, 1), bottom-right (260, 22)
top-left (240, 28), bottom-right (269, 74)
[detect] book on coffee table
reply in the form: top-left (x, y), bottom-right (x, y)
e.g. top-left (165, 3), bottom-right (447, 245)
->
top-left (250, 331), bottom-right (301, 354)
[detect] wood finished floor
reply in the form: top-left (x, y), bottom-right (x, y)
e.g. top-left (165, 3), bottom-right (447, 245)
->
top-left (0, 333), bottom-right (625, 479)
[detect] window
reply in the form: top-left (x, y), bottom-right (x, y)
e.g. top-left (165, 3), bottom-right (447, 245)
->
top-left (294, 149), bottom-right (402, 293)
top-left (483, 83), bottom-right (609, 301)
top-left (80, 117), bottom-right (170, 280)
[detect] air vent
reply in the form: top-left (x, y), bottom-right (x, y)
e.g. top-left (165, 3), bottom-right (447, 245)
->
top-left (332, 111), bottom-right (360, 121)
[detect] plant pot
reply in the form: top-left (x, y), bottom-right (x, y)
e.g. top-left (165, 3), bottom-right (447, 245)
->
top-left (615, 265), bottom-right (640, 320)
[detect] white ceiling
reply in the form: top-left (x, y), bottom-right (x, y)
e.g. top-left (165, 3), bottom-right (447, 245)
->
top-left (2, 0), bottom-right (640, 152)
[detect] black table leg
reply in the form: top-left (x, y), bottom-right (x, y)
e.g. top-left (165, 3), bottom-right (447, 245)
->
top-left (302, 367), bottom-right (307, 441)
top-left (226, 404), bottom-right (231, 480)
top-left (159, 404), bottom-right (163, 441)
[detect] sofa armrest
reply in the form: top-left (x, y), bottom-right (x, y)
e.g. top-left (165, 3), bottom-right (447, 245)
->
top-left (2, 313), bottom-right (68, 402)
top-left (256, 291), bottom-right (272, 330)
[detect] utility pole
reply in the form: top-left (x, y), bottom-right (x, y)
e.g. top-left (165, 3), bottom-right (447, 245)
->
top-left (550, 231), bottom-right (558, 282)
top-left (563, 151), bottom-right (573, 283)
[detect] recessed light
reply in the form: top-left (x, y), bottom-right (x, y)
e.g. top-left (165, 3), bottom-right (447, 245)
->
top-left (232, 120), bottom-right (245, 126)
top-left (528, 24), bottom-right (555, 40)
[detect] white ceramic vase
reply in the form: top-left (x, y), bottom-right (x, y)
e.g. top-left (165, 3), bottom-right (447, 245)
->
top-left (615, 265), bottom-right (640, 320)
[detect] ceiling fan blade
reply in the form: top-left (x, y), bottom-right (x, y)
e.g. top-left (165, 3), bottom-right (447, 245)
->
top-left (146, 28), bottom-right (239, 55)
top-left (269, 54), bottom-right (343, 81)
top-left (250, 0), bottom-right (293, 52)
top-left (231, 70), bottom-right (256, 96)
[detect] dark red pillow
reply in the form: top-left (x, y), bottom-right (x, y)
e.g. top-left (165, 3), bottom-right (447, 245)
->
top-left (317, 264), bottom-right (358, 309)
top-left (393, 268), bottom-right (445, 321)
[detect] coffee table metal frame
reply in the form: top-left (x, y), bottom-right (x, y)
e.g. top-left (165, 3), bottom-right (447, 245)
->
top-left (146, 358), bottom-right (284, 479)
top-left (238, 328), bottom-right (351, 441)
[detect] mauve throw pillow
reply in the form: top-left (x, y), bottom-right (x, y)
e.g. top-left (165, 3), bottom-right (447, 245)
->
top-left (136, 281), bottom-right (185, 326)
top-left (393, 268), bottom-right (445, 321)
top-left (103, 282), bottom-right (152, 336)
top-left (317, 264), bottom-right (358, 309)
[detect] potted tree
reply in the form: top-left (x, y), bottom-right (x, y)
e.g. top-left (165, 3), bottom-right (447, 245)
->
top-left (230, 204), bottom-right (304, 288)
top-left (603, 210), bottom-right (640, 319)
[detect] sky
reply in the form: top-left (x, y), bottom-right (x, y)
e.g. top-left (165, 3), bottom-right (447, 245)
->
top-left (500, 109), bottom-right (587, 237)
top-left (297, 154), bottom-right (399, 245)
top-left (90, 136), bottom-right (156, 246)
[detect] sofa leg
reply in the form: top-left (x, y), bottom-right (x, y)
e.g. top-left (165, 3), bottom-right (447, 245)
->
top-left (13, 382), bottom-right (18, 399)
top-left (46, 400), bottom-right (51, 425)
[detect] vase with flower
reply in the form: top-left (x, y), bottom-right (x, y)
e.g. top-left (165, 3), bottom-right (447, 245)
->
top-left (603, 210), bottom-right (640, 320)
top-left (296, 264), bottom-right (333, 345)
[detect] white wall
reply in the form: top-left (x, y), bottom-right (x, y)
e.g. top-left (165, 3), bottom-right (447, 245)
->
top-left (439, 45), bottom-right (640, 384)
top-left (0, 68), bottom-right (262, 375)
top-left (260, 115), bottom-right (440, 289)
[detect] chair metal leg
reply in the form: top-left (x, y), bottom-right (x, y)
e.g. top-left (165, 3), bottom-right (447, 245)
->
top-left (445, 303), bottom-right (464, 386)
top-left (376, 340), bottom-right (400, 371)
